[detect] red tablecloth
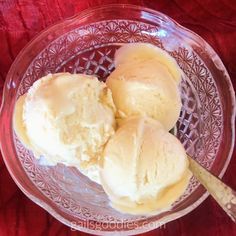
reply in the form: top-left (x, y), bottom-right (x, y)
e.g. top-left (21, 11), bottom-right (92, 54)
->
top-left (0, 1), bottom-right (236, 235)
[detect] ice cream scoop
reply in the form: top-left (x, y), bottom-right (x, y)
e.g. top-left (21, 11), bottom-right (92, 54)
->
top-left (100, 117), bottom-right (192, 215)
top-left (114, 43), bottom-right (182, 84)
top-left (107, 58), bottom-right (182, 130)
top-left (13, 73), bottom-right (116, 183)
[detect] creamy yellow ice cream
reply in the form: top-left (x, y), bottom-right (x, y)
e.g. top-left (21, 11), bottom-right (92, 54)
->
top-left (107, 61), bottom-right (181, 131)
top-left (114, 43), bottom-right (182, 84)
top-left (14, 73), bottom-right (116, 183)
top-left (107, 43), bottom-right (182, 131)
top-left (13, 44), bottom-right (190, 214)
top-left (100, 117), bottom-right (191, 215)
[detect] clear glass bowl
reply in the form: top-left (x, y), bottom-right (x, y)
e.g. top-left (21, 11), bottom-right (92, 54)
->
top-left (0, 4), bottom-right (235, 235)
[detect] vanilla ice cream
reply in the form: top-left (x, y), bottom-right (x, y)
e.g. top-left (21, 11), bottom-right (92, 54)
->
top-left (13, 45), bottom-right (189, 214)
top-left (107, 57), bottom-right (182, 130)
top-left (100, 117), bottom-right (191, 215)
top-left (14, 73), bottom-right (116, 183)
top-left (114, 43), bottom-right (182, 84)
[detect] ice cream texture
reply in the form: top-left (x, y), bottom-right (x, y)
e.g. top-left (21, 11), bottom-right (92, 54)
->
top-left (13, 43), bottom-right (191, 215)
top-left (114, 43), bottom-right (182, 84)
top-left (14, 73), bottom-right (116, 183)
top-left (100, 117), bottom-right (191, 215)
top-left (107, 43), bottom-right (182, 130)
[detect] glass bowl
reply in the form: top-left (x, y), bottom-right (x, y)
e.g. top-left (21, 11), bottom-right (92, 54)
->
top-left (0, 4), bottom-right (235, 235)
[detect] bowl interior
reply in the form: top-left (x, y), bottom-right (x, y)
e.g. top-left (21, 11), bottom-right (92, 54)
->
top-left (14, 18), bottom-right (222, 226)
top-left (1, 5), bottom-right (234, 235)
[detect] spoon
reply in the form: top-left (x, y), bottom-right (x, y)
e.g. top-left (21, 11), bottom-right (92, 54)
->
top-left (188, 156), bottom-right (236, 222)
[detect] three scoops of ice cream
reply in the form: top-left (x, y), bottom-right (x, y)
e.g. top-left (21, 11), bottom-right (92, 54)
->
top-left (14, 43), bottom-right (192, 215)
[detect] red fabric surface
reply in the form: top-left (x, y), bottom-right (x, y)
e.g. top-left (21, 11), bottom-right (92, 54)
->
top-left (0, 0), bottom-right (235, 235)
